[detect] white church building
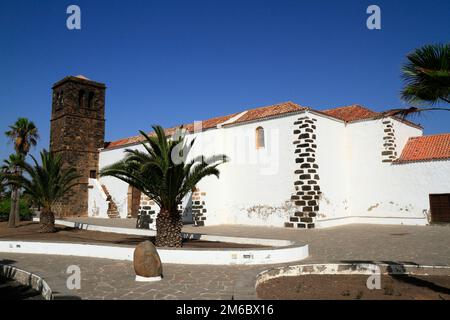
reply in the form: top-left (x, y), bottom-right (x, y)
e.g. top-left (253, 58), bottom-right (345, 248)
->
top-left (88, 100), bottom-right (450, 229)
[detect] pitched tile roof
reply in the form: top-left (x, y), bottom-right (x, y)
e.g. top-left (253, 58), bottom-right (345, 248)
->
top-left (104, 102), bottom-right (306, 149)
top-left (396, 133), bottom-right (450, 163)
top-left (103, 102), bottom-right (421, 150)
top-left (322, 104), bottom-right (379, 122)
top-left (233, 101), bottom-right (307, 124)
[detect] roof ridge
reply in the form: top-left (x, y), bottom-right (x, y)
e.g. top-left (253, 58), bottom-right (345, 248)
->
top-left (322, 104), bottom-right (372, 112)
top-left (244, 100), bottom-right (303, 111)
top-left (218, 110), bottom-right (248, 127)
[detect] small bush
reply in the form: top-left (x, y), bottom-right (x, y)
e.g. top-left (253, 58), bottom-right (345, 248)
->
top-left (0, 198), bottom-right (33, 222)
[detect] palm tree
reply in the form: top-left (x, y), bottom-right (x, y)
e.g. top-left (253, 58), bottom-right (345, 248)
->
top-left (1, 154), bottom-right (24, 228)
top-left (10, 150), bottom-right (79, 233)
top-left (5, 118), bottom-right (39, 226)
top-left (100, 125), bottom-right (227, 247)
top-left (382, 43), bottom-right (450, 119)
top-left (5, 118), bottom-right (39, 155)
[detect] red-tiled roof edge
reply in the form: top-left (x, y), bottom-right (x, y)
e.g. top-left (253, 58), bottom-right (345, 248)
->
top-left (348, 115), bottom-right (423, 130)
top-left (395, 156), bottom-right (450, 164)
top-left (394, 133), bottom-right (450, 163)
top-left (322, 103), bottom-right (369, 113)
top-left (222, 102), bottom-right (309, 127)
top-left (103, 102), bottom-right (422, 150)
top-left (103, 101), bottom-right (308, 150)
top-left (321, 104), bottom-right (422, 129)
top-left (347, 112), bottom-right (423, 129)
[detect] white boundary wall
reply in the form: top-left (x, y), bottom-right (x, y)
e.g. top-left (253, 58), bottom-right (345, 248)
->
top-left (0, 264), bottom-right (53, 300)
top-left (256, 263), bottom-right (450, 287)
top-left (0, 241), bottom-right (309, 265)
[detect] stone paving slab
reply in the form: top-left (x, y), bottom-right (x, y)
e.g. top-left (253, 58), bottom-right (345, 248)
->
top-left (0, 253), bottom-right (267, 300)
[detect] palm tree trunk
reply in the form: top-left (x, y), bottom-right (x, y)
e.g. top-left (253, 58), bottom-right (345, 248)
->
top-left (14, 168), bottom-right (22, 224)
top-left (14, 192), bottom-right (20, 224)
top-left (8, 187), bottom-right (17, 228)
top-left (39, 207), bottom-right (56, 233)
top-left (155, 209), bottom-right (183, 247)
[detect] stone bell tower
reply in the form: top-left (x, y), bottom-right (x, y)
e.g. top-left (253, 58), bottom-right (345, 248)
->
top-left (50, 75), bottom-right (106, 217)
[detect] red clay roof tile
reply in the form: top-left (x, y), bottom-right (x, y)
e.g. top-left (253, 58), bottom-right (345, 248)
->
top-left (233, 101), bottom-right (306, 124)
top-left (322, 104), bottom-right (379, 122)
top-left (103, 102), bottom-right (423, 150)
top-left (396, 133), bottom-right (450, 163)
top-left (104, 102), bottom-right (306, 149)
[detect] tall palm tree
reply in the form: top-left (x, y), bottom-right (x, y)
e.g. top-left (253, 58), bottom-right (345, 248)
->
top-left (383, 43), bottom-right (450, 119)
top-left (10, 150), bottom-right (79, 233)
top-left (1, 154), bottom-right (24, 228)
top-left (5, 118), bottom-right (39, 226)
top-left (100, 125), bottom-right (227, 247)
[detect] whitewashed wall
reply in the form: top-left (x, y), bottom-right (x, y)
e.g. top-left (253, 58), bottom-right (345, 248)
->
top-left (312, 112), bottom-right (349, 220)
top-left (389, 159), bottom-right (450, 221)
top-left (198, 114), bottom-right (300, 226)
top-left (87, 178), bottom-right (109, 218)
top-left (99, 147), bottom-right (132, 218)
top-left (97, 112), bottom-right (448, 229)
top-left (98, 112), bottom-right (302, 227)
top-left (329, 118), bottom-right (433, 226)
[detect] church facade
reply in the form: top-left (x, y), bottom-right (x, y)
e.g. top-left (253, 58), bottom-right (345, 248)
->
top-left (49, 76), bottom-right (450, 229)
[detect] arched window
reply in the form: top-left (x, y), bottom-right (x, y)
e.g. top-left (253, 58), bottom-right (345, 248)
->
top-left (55, 91), bottom-right (63, 109)
top-left (78, 90), bottom-right (85, 108)
top-left (255, 126), bottom-right (265, 149)
top-left (88, 91), bottom-right (95, 108)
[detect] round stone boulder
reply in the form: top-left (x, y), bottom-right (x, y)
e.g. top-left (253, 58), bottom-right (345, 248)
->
top-left (133, 241), bottom-right (162, 281)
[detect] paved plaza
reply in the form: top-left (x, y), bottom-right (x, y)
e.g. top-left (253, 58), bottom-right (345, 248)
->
top-left (1, 219), bottom-right (449, 299)
top-left (71, 217), bottom-right (450, 265)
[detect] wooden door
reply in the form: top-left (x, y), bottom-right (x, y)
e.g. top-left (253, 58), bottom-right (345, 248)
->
top-left (429, 194), bottom-right (450, 223)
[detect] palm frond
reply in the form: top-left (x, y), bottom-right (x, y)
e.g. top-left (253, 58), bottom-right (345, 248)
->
top-left (401, 43), bottom-right (450, 105)
top-left (101, 125), bottom-right (227, 213)
top-left (10, 150), bottom-right (80, 208)
top-left (379, 106), bottom-right (450, 120)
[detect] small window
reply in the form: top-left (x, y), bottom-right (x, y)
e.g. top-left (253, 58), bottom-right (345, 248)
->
top-left (88, 92), bottom-right (95, 108)
top-left (89, 170), bottom-right (97, 179)
top-left (55, 91), bottom-right (63, 109)
top-left (255, 126), bottom-right (265, 149)
top-left (79, 90), bottom-right (85, 108)
top-left (59, 90), bottom-right (64, 106)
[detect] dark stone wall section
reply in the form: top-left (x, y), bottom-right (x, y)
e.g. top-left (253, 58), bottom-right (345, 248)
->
top-left (137, 195), bottom-right (157, 229)
top-left (286, 116), bottom-right (321, 229)
top-left (137, 195), bottom-right (193, 229)
top-left (192, 189), bottom-right (207, 227)
top-left (382, 119), bottom-right (398, 163)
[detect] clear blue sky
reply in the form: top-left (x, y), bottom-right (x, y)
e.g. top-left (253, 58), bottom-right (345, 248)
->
top-left (0, 0), bottom-right (449, 161)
